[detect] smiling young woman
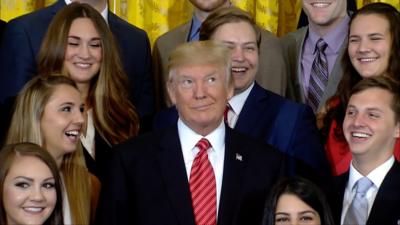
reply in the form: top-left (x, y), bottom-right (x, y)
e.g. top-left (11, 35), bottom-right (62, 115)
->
top-left (0, 142), bottom-right (63, 225)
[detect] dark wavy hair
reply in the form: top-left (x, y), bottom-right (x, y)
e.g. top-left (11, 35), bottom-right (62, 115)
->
top-left (262, 177), bottom-right (334, 225)
top-left (321, 2), bottom-right (400, 140)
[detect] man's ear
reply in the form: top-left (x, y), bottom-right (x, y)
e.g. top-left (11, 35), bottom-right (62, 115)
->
top-left (167, 80), bottom-right (176, 105)
top-left (394, 122), bottom-right (400, 138)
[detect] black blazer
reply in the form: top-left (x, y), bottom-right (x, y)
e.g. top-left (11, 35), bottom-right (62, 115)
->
top-left (0, 0), bottom-right (154, 120)
top-left (96, 125), bottom-right (286, 225)
top-left (82, 130), bottom-right (112, 183)
top-left (330, 161), bottom-right (400, 225)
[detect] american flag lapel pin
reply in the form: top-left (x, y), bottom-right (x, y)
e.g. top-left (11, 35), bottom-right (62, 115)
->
top-left (235, 153), bottom-right (242, 161)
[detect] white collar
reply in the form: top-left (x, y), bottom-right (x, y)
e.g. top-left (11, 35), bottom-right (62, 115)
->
top-left (347, 156), bottom-right (395, 191)
top-left (229, 82), bottom-right (254, 116)
top-left (177, 118), bottom-right (225, 155)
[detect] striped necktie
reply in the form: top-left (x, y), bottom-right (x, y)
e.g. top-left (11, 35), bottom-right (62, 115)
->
top-left (189, 138), bottom-right (216, 225)
top-left (307, 38), bottom-right (328, 112)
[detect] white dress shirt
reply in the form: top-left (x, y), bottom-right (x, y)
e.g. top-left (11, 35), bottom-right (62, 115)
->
top-left (80, 109), bottom-right (95, 159)
top-left (227, 82), bottom-right (254, 128)
top-left (341, 156), bottom-right (394, 225)
top-left (178, 119), bottom-right (225, 217)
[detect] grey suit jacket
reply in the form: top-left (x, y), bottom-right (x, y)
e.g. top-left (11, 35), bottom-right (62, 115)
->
top-left (152, 20), bottom-right (287, 108)
top-left (281, 26), bottom-right (347, 112)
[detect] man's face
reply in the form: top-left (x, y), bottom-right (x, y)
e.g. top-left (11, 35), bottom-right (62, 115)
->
top-left (168, 64), bottom-right (233, 135)
top-left (302, 0), bottom-right (347, 31)
top-left (343, 87), bottom-right (400, 164)
top-left (189, 0), bottom-right (229, 12)
top-left (211, 21), bottom-right (258, 94)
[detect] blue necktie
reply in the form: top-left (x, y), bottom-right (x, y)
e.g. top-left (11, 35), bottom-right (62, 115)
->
top-left (343, 177), bottom-right (373, 225)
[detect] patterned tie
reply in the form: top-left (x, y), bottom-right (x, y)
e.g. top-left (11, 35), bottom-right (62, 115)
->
top-left (223, 104), bottom-right (232, 128)
top-left (189, 138), bottom-right (216, 225)
top-left (343, 177), bottom-right (373, 225)
top-left (307, 38), bottom-right (328, 112)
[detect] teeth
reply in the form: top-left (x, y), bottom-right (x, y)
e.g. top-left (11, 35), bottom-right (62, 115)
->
top-left (23, 207), bottom-right (43, 212)
top-left (311, 2), bottom-right (330, 7)
top-left (65, 130), bottom-right (79, 137)
top-left (75, 63), bottom-right (91, 68)
top-left (352, 132), bottom-right (370, 138)
top-left (232, 67), bottom-right (246, 72)
top-left (359, 58), bottom-right (377, 62)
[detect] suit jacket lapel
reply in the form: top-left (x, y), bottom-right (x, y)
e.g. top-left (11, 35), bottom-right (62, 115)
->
top-left (234, 83), bottom-right (276, 139)
top-left (218, 127), bottom-right (247, 225)
top-left (367, 162), bottom-right (400, 225)
top-left (295, 27), bottom-right (308, 103)
top-left (156, 126), bottom-right (196, 225)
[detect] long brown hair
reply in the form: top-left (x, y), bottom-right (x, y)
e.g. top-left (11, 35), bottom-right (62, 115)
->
top-left (37, 2), bottom-right (139, 145)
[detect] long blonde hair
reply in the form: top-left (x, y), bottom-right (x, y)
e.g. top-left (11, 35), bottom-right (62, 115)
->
top-left (6, 76), bottom-right (92, 225)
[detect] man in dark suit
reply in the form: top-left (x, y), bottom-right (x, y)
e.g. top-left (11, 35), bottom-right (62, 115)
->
top-left (154, 7), bottom-right (330, 176)
top-left (281, 0), bottom-right (350, 113)
top-left (0, 0), bottom-right (154, 121)
top-left (96, 41), bottom-right (286, 225)
top-left (152, 0), bottom-right (286, 109)
top-left (330, 76), bottom-right (400, 225)
top-left (0, 19), bottom-right (5, 42)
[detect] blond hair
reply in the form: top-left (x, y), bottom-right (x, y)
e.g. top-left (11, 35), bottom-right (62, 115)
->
top-left (6, 76), bottom-right (92, 225)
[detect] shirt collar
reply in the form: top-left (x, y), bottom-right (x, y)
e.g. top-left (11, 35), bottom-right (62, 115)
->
top-left (308, 14), bottom-right (350, 54)
top-left (65, 0), bottom-right (108, 22)
top-left (188, 15), bottom-right (202, 41)
top-left (348, 156), bottom-right (395, 191)
top-left (177, 118), bottom-right (225, 155)
top-left (229, 82), bottom-right (254, 116)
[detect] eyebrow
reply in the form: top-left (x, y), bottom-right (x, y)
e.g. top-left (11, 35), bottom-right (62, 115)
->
top-left (68, 36), bottom-right (101, 41)
top-left (299, 210), bottom-right (317, 215)
top-left (14, 176), bottom-right (33, 182)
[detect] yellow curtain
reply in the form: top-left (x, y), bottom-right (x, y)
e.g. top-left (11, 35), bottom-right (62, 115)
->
top-left (1, 0), bottom-right (399, 45)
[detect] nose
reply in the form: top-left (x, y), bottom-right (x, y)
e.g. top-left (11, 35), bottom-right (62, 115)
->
top-left (357, 39), bottom-right (371, 53)
top-left (30, 186), bottom-right (45, 202)
top-left (78, 44), bottom-right (90, 59)
top-left (352, 113), bottom-right (366, 127)
top-left (74, 109), bottom-right (85, 125)
top-left (231, 46), bottom-right (244, 62)
top-left (193, 81), bottom-right (206, 100)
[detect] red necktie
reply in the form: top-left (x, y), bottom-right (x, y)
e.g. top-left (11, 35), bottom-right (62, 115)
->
top-left (189, 138), bottom-right (216, 225)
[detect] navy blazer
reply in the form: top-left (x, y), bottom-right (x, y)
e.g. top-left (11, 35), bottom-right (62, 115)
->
top-left (330, 162), bottom-right (400, 225)
top-left (96, 125), bottom-right (286, 225)
top-left (154, 83), bottom-right (330, 176)
top-left (0, 0), bottom-right (154, 119)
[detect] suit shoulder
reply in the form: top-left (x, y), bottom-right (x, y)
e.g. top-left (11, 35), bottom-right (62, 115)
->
top-left (280, 26), bottom-right (307, 45)
top-left (113, 130), bottom-right (163, 156)
top-left (230, 128), bottom-right (284, 159)
top-left (261, 86), bottom-right (308, 111)
top-left (6, 6), bottom-right (53, 28)
top-left (108, 12), bottom-right (148, 38)
top-left (155, 22), bottom-right (189, 44)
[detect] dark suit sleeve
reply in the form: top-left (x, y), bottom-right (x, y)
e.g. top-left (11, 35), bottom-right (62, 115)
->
top-left (291, 105), bottom-right (330, 175)
top-left (0, 20), bottom-right (37, 103)
top-left (95, 147), bottom-right (131, 225)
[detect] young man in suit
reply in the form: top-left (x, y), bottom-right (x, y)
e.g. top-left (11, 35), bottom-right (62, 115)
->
top-left (96, 41), bottom-right (286, 225)
top-left (154, 7), bottom-right (330, 177)
top-left (0, 0), bottom-right (154, 121)
top-left (152, 0), bottom-right (286, 108)
top-left (331, 76), bottom-right (400, 225)
top-left (281, 0), bottom-right (349, 113)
